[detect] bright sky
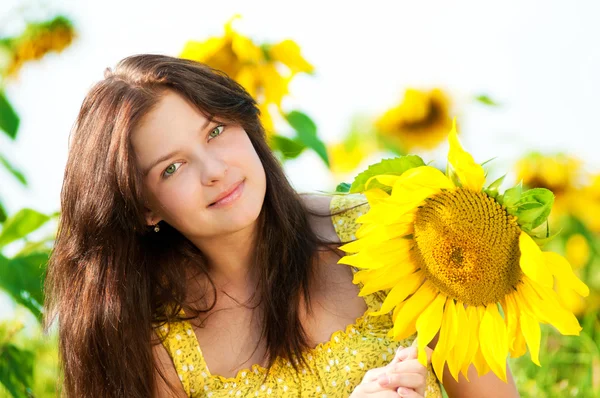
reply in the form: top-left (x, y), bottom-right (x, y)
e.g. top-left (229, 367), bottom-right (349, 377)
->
top-left (1, 0), bottom-right (600, 217)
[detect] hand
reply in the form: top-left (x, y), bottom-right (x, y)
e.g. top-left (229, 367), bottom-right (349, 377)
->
top-left (350, 342), bottom-right (432, 397)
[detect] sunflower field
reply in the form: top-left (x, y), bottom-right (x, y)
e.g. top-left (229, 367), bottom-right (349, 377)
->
top-left (1, 6), bottom-right (599, 398)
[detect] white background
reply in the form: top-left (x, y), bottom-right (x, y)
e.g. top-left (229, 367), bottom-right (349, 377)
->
top-left (1, 0), bottom-right (599, 214)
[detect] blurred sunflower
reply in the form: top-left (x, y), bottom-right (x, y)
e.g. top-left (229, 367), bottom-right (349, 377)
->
top-left (569, 173), bottom-right (600, 233)
top-left (555, 234), bottom-right (590, 316)
top-left (180, 16), bottom-right (314, 135)
top-left (338, 122), bottom-right (589, 383)
top-left (375, 88), bottom-right (454, 152)
top-left (328, 120), bottom-right (379, 178)
top-left (515, 152), bottom-right (582, 219)
top-left (1, 16), bottom-right (75, 79)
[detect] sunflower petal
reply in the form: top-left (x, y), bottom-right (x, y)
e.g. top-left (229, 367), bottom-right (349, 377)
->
top-left (364, 188), bottom-right (390, 204)
top-left (447, 120), bottom-right (485, 191)
top-left (365, 174), bottom-right (403, 189)
top-left (479, 304), bottom-right (508, 382)
top-left (390, 166), bottom-right (454, 201)
top-left (519, 312), bottom-right (541, 366)
top-left (355, 202), bottom-right (417, 225)
top-left (544, 252), bottom-right (590, 297)
top-left (370, 271), bottom-right (425, 316)
top-left (432, 298), bottom-right (458, 382)
top-left (504, 293), bottom-right (526, 358)
top-left (391, 281), bottom-right (438, 340)
top-left (451, 303), bottom-right (470, 379)
top-left (461, 306), bottom-right (480, 380)
top-left (522, 278), bottom-right (582, 335)
top-left (472, 307), bottom-right (491, 377)
top-left (519, 232), bottom-right (554, 288)
top-left (357, 261), bottom-right (418, 296)
top-left (415, 294), bottom-right (446, 366)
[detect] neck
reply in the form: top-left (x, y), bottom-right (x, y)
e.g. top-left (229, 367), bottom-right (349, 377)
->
top-left (191, 221), bottom-right (259, 292)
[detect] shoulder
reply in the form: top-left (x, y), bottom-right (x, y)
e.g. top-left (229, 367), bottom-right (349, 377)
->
top-left (299, 193), bottom-right (368, 242)
top-left (299, 193), bottom-right (370, 243)
top-left (299, 193), bottom-right (338, 243)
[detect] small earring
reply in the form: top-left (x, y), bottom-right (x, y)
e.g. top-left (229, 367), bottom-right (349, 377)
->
top-left (153, 223), bottom-right (160, 233)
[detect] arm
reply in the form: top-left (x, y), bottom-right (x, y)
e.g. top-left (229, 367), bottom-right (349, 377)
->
top-left (428, 335), bottom-right (520, 398)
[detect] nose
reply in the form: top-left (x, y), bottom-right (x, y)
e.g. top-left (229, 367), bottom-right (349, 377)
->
top-left (199, 151), bottom-right (228, 185)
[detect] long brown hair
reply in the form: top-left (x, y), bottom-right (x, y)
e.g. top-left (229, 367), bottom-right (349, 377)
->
top-left (43, 54), bottom-right (345, 397)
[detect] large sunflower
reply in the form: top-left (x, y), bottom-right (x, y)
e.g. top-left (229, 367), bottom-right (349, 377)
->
top-left (337, 122), bottom-right (589, 383)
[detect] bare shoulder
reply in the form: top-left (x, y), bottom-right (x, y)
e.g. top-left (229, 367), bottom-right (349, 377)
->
top-left (299, 193), bottom-right (340, 243)
top-left (151, 332), bottom-right (187, 398)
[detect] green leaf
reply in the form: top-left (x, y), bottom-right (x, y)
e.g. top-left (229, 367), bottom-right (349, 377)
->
top-left (506, 188), bottom-right (555, 232)
top-left (285, 111), bottom-right (330, 167)
top-left (0, 342), bottom-right (34, 397)
top-left (0, 201), bottom-right (6, 223)
top-left (0, 209), bottom-right (51, 249)
top-left (349, 156), bottom-right (425, 193)
top-left (474, 94), bottom-right (500, 107)
top-left (0, 252), bottom-right (48, 321)
top-left (0, 154), bottom-right (27, 185)
top-left (269, 134), bottom-right (306, 160)
top-left (0, 91), bottom-right (20, 140)
top-left (499, 184), bottom-right (523, 208)
top-left (484, 174), bottom-right (506, 199)
top-left (335, 182), bottom-right (351, 193)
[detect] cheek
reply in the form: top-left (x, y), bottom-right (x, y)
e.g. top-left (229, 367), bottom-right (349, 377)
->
top-left (153, 172), bottom-right (201, 218)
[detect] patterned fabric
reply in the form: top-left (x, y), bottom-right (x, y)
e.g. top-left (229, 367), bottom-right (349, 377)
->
top-left (154, 194), bottom-right (443, 397)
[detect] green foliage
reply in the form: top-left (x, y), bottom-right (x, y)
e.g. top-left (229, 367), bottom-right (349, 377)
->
top-left (285, 110), bottom-right (330, 167)
top-left (502, 187), bottom-right (555, 233)
top-left (0, 155), bottom-right (27, 186)
top-left (0, 341), bottom-right (34, 398)
top-left (510, 314), bottom-right (600, 397)
top-left (0, 91), bottom-right (20, 140)
top-left (348, 155), bottom-right (425, 193)
top-left (269, 134), bottom-right (306, 160)
top-left (335, 182), bottom-right (351, 193)
top-left (0, 208), bottom-right (55, 396)
top-left (0, 209), bottom-right (50, 249)
top-left (474, 94), bottom-right (501, 107)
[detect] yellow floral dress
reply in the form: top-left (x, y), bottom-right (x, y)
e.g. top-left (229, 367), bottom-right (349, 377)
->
top-left (155, 194), bottom-right (443, 397)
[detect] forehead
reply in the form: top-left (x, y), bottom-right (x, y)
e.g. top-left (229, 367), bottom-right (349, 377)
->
top-left (134, 91), bottom-right (208, 140)
top-left (131, 91), bottom-right (210, 157)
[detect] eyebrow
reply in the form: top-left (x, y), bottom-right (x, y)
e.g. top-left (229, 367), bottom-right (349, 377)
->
top-left (141, 117), bottom-right (214, 177)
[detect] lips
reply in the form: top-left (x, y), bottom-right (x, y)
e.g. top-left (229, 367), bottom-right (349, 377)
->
top-left (209, 179), bottom-right (245, 207)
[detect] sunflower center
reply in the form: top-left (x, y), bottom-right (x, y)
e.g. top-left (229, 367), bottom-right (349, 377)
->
top-left (412, 188), bottom-right (522, 306)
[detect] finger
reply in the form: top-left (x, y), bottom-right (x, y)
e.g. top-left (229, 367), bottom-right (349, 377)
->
top-left (396, 386), bottom-right (422, 398)
top-left (390, 345), bottom-right (406, 364)
top-left (377, 372), bottom-right (426, 392)
top-left (394, 345), bottom-right (418, 363)
top-left (362, 367), bottom-right (390, 383)
top-left (388, 359), bottom-right (428, 376)
top-left (356, 380), bottom-right (395, 394)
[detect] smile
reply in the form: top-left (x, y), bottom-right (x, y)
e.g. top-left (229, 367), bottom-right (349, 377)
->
top-left (208, 180), bottom-right (245, 208)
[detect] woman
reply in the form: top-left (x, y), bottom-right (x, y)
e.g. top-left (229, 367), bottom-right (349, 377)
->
top-left (44, 54), bottom-right (519, 397)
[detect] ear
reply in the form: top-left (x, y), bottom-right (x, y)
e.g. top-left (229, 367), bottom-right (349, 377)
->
top-left (144, 207), bottom-right (162, 227)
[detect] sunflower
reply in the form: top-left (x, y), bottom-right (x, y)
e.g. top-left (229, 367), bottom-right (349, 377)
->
top-left (375, 88), bottom-right (454, 152)
top-left (2, 16), bottom-right (75, 79)
top-left (180, 15), bottom-right (313, 136)
top-left (337, 121), bottom-right (589, 383)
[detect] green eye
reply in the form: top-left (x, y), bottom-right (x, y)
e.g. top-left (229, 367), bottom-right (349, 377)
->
top-left (209, 125), bottom-right (224, 139)
top-left (162, 162), bottom-right (182, 178)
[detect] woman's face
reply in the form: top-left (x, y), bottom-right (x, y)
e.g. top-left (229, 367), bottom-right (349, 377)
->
top-left (131, 90), bottom-right (267, 240)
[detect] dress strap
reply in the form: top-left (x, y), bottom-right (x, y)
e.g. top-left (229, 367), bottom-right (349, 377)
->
top-left (155, 312), bottom-right (208, 397)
